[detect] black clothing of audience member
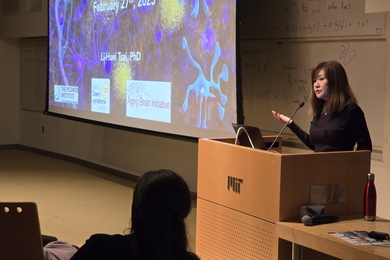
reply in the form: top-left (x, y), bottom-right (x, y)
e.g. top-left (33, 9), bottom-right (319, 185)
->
top-left (70, 169), bottom-right (199, 260)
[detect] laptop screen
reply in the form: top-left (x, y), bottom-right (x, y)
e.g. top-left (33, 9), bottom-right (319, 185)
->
top-left (231, 123), bottom-right (268, 150)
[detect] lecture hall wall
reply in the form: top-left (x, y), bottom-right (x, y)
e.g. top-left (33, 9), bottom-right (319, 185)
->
top-left (0, 0), bottom-right (390, 219)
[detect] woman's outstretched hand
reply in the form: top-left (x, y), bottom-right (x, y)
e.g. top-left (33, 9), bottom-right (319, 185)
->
top-left (272, 111), bottom-right (292, 125)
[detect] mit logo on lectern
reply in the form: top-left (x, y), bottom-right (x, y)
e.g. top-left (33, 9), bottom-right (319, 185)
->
top-left (227, 176), bottom-right (243, 193)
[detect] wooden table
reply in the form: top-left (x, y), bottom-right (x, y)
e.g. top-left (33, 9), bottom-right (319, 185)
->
top-left (276, 216), bottom-right (390, 260)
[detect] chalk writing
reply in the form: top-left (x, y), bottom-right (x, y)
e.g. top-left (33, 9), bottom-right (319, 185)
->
top-left (240, 0), bottom-right (385, 39)
top-left (243, 88), bottom-right (309, 105)
top-left (243, 61), bottom-right (270, 73)
top-left (22, 47), bottom-right (48, 64)
top-left (339, 43), bottom-right (356, 65)
top-left (20, 38), bottom-right (48, 112)
top-left (241, 42), bottom-right (362, 106)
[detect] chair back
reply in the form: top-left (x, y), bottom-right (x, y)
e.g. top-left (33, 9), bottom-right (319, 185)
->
top-left (0, 202), bottom-right (44, 260)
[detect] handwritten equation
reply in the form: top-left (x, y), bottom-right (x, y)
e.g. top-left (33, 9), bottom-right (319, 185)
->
top-left (20, 38), bottom-right (48, 112)
top-left (240, 0), bottom-right (385, 39)
top-left (241, 41), bottom-right (360, 105)
top-left (21, 47), bottom-right (47, 64)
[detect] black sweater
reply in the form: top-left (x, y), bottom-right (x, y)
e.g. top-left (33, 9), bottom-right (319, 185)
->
top-left (288, 103), bottom-right (372, 152)
top-left (71, 233), bottom-right (199, 260)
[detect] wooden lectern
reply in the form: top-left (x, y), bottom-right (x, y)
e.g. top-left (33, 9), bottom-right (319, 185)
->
top-left (196, 137), bottom-right (371, 260)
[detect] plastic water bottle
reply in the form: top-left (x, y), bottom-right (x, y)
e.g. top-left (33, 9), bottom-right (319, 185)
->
top-left (363, 173), bottom-right (376, 221)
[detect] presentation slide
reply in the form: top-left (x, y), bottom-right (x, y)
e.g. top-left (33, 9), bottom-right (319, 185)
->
top-left (47, 0), bottom-right (237, 138)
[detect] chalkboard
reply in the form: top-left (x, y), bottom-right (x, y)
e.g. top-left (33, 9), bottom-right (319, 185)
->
top-left (240, 40), bottom-right (385, 147)
top-left (240, 0), bottom-right (385, 39)
top-left (20, 37), bottom-right (47, 112)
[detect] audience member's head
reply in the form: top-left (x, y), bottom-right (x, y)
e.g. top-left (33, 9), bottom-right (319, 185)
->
top-left (130, 169), bottom-right (197, 260)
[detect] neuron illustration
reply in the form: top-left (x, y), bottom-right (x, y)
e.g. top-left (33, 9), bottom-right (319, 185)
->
top-left (52, 0), bottom-right (134, 110)
top-left (54, 0), bottom-right (101, 107)
top-left (181, 36), bottom-right (228, 128)
top-left (178, 0), bottom-right (209, 18)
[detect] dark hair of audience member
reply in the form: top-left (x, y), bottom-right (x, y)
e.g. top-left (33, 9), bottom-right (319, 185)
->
top-left (129, 169), bottom-right (199, 260)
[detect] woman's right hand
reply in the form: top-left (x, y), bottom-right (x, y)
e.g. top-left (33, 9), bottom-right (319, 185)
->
top-left (272, 111), bottom-right (292, 125)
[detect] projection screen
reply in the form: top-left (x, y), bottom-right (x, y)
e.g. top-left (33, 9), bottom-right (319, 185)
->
top-left (47, 0), bottom-right (237, 138)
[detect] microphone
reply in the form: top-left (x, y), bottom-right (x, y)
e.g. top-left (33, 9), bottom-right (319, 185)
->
top-left (301, 215), bottom-right (339, 226)
top-left (267, 102), bottom-right (305, 152)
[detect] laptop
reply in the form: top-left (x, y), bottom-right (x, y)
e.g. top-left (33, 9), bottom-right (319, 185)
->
top-left (232, 123), bottom-right (268, 150)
